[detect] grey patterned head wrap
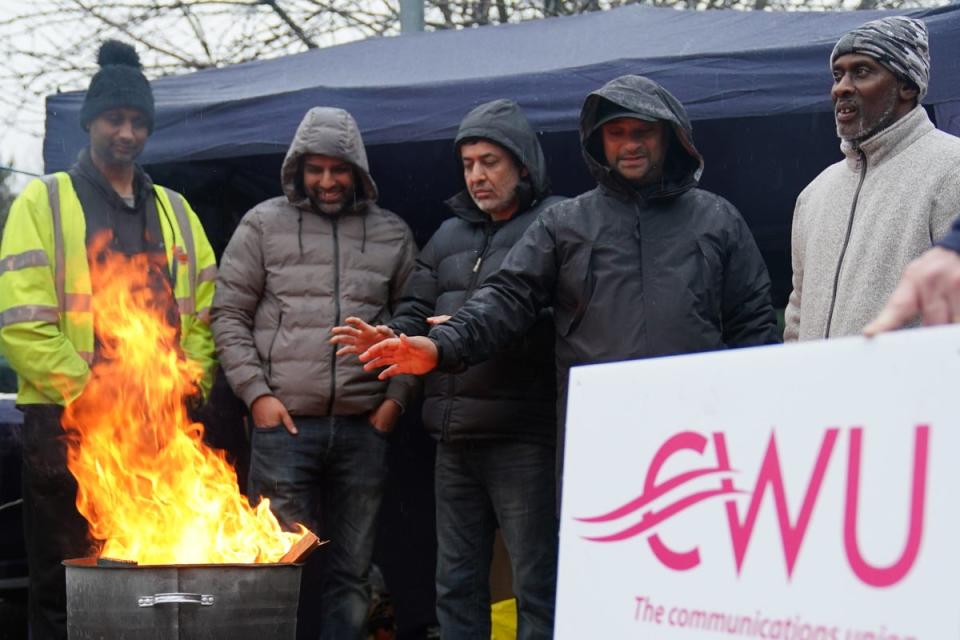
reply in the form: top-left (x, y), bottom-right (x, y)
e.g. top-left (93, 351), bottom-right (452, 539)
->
top-left (831, 16), bottom-right (930, 101)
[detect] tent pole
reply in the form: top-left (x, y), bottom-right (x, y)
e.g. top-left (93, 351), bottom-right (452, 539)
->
top-left (400, 0), bottom-right (425, 33)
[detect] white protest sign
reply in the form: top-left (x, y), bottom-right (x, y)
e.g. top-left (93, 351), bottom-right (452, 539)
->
top-left (557, 326), bottom-right (960, 640)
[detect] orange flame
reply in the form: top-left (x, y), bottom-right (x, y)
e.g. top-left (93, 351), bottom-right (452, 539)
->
top-left (62, 236), bottom-right (306, 564)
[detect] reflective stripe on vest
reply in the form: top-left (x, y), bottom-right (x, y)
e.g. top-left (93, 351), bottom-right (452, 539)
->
top-left (42, 175), bottom-right (66, 314)
top-left (0, 249), bottom-right (48, 275)
top-left (65, 293), bottom-right (92, 313)
top-left (177, 297), bottom-right (195, 315)
top-left (162, 187), bottom-right (197, 308)
top-left (0, 304), bottom-right (59, 327)
top-left (197, 264), bottom-right (217, 284)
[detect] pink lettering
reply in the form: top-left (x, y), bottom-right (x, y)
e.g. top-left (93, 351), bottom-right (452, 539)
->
top-left (843, 426), bottom-right (929, 588)
top-left (719, 429), bottom-right (839, 577)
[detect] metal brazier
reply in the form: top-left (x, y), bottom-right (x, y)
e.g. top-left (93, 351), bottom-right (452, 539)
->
top-left (64, 558), bottom-right (301, 639)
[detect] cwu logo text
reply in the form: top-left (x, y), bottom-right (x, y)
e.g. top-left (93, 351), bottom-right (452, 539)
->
top-left (576, 426), bottom-right (929, 588)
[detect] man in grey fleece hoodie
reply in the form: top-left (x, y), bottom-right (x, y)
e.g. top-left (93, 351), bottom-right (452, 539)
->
top-left (211, 107), bottom-right (417, 639)
top-left (785, 16), bottom-right (960, 341)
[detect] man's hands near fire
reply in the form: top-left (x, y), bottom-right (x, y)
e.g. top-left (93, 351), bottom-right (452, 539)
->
top-left (329, 317), bottom-right (396, 356)
top-left (359, 334), bottom-right (439, 379)
top-left (331, 316), bottom-right (441, 378)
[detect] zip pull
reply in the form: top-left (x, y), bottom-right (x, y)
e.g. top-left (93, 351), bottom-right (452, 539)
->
top-left (473, 256), bottom-right (483, 273)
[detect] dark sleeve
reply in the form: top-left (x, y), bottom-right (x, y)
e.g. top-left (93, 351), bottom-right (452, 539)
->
top-left (388, 234), bottom-right (439, 338)
top-left (384, 222), bottom-right (421, 411)
top-left (430, 211), bottom-right (559, 370)
top-left (935, 215), bottom-right (960, 254)
top-left (721, 208), bottom-right (782, 347)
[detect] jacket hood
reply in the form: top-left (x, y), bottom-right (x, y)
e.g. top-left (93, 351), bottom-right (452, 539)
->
top-left (280, 107), bottom-right (378, 211)
top-left (580, 75), bottom-right (704, 198)
top-left (446, 99), bottom-right (550, 223)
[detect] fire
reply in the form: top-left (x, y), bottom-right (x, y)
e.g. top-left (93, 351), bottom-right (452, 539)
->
top-left (62, 236), bottom-right (307, 564)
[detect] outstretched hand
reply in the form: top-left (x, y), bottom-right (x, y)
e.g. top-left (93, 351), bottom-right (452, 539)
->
top-left (864, 247), bottom-right (960, 336)
top-left (359, 334), bottom-right (439, 380)
top-left (329, 316), bottom-right (397, 356)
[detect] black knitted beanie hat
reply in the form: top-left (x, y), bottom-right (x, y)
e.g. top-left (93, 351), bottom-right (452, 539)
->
top-left (80, 40), bottom-right (154, 132)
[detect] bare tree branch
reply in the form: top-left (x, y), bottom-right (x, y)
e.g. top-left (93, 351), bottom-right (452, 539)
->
top-left (260, 0), bottom-right (319, 48)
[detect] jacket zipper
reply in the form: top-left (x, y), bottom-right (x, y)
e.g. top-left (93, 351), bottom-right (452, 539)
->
top-left (633, 202), bottom-right (646, 354)
top-left (824, 150), bottom-right (867, 339)
top-left (266, 310), bottom-right (283, 383)
top-left (327, 217), bottom-right (341, 416)
top-left (440, 222), bottom-right (494, 441)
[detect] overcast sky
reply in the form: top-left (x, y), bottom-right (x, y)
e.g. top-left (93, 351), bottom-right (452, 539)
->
top-left (0, 1), bottom-right (369, 190)
top-left (0, 2), bottom-right (49, 187)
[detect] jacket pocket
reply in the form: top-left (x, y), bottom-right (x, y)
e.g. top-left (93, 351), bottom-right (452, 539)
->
top-left (265, 310), bottom-right (283, 385)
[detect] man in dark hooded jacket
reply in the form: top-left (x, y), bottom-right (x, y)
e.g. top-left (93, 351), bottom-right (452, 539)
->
top-left (358, 75), bottom-right (780, 470)
top-left (333, 99), bottom-right (562, 640)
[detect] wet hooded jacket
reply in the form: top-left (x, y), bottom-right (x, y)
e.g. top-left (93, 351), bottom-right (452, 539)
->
top-left (430, 76), bottom-right (780, 434)
top-left (211, 107), bottom-right (418, 417)
top-left (388, 99), bottom-right (562, 446)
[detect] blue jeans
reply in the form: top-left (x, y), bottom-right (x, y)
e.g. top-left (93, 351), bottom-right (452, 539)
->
top-left (435, 440), bottom-right (558, 640)
top-left (248, 414), bottom-right (389, 640)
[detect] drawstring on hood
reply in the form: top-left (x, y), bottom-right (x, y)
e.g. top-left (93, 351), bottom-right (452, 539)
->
top-left (446, 99), bottom-right (552, 223)
top-left (580, 75), bottom-right (704, 201)
top-left (297, 210), bottom-right (304, 256)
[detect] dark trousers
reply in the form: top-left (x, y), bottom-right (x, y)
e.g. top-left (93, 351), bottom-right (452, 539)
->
top-left (20, 404), bottom-right (91, 640)
top-left (247, 414), bottom-right (389, 640)
top-left (434, 440), bottom-right (558, 640)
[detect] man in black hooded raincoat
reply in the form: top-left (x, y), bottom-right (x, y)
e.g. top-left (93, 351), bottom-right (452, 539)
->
top-left (359, 75), bottom-right (781, 481)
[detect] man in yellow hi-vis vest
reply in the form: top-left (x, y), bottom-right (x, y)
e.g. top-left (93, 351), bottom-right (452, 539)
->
top-left (0, 40), bottom-right (216, 639)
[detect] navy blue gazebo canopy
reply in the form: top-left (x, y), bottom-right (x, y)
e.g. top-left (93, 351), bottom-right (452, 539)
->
top-left (43, 3), bottom-right (960, 171)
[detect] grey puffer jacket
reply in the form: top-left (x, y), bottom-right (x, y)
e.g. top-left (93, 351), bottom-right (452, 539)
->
top-left (211, 107), bottom-right (418, 416)
top-left (431, 76), bottom-right (780, 435)
top-left (389, 99), bottom-right (560, 446)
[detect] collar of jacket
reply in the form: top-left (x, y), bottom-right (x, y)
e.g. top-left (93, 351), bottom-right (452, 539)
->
top-left (74, 147), bottom-right (154, 210)
top-left (841, 105), bottom-right (934, 170)
top-left (596, 166), bottom-right (695, 205)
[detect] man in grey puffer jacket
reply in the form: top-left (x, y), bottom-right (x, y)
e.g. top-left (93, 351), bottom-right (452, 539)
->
top-left (211, 107), bottom-right (417, 639)
top-left (785, 16), bottom-right (960, 341)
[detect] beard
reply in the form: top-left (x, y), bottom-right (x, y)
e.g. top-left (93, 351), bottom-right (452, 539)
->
top-left (313, 200), bottom-right (348, 215)
top-left (471, 191), bottom-right (515, 216)
top-left (309, 189), bottom-right (352, 215)
top-left (469, 183), bottom-right (521, 217)
top-left (836, 87), bottom-right (900, 145)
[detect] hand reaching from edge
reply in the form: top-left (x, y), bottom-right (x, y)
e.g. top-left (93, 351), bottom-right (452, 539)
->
top-left (864, 247), bottom-right (960, 336)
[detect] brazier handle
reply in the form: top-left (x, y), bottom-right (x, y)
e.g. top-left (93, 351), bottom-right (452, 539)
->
top-left (138, 592), bottom-right (215, 607)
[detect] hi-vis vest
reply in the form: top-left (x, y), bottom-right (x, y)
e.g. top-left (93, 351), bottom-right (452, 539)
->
top-left (0, 172), bottom-right (217, 405)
